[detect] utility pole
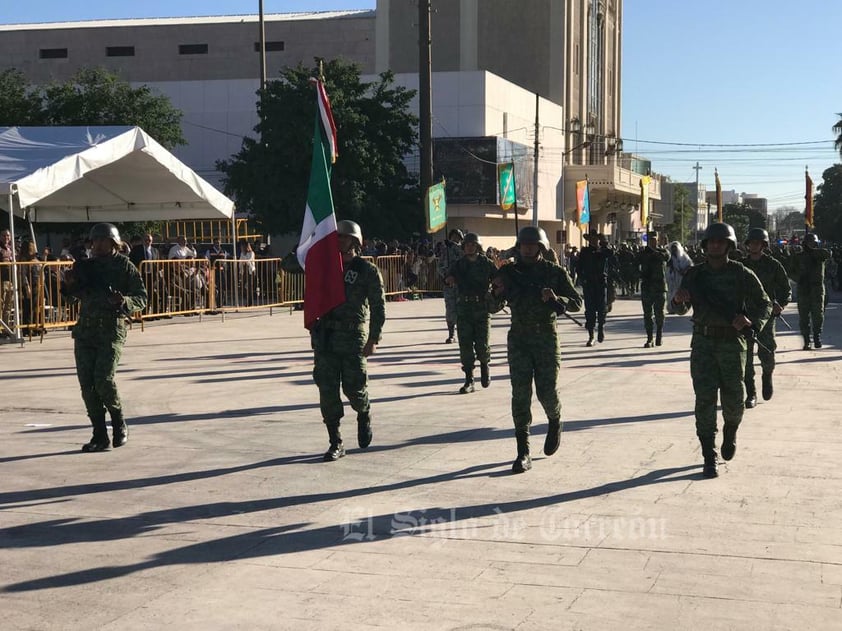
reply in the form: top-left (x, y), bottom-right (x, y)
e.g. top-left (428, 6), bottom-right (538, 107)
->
top-left (680, 195), bottom-right (685, 245)
top-left (418, 0), bottom-right (434, 225)
top-left (692, 161), bottom-right (703, 242)
top-left (532, 93), bottom-right (540, 227)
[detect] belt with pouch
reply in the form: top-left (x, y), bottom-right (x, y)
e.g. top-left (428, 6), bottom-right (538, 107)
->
top-left (693, 324), bottom-right (741, 339)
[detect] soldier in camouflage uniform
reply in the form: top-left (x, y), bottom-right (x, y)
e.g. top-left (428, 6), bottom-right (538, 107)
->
top-left (311, 220), bottom-right (385, 461)
top-left (741, 228), bottom-right (791, 406)
top-left (576, 230), bottom-right (615, 346)
top-left (439, 229), bottom-right (464, 343)
top-left (445, 232), bottom-right (498, 394)
top-left (490, 226), bottom-right (583, 473)
top-left (673, 223), bottom-right (771, 478)
top-left (636, 232), bottom-right (669, 347)
top-left (62, 223), bottom-right (147, 452)
top-left (788, 233), bottom-right (831, 350)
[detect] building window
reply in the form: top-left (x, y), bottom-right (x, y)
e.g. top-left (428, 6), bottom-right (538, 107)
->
top-left (179, 44), bottom-right (208, 55)
top-left (106, 46), bottom-right (135, 57)
top-left (39, 48), bottom-right (68, 59)
top-left (254, 41), bottom-right (285, 52)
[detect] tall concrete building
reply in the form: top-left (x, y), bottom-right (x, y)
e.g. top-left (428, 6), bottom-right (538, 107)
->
top-left (0, 0), bottom-right (656, 247)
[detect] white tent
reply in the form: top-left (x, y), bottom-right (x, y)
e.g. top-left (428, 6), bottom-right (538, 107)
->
top-left (0, 125), bottom-right (234, 222)
top-left (0, 126), bottom-right (236, 343)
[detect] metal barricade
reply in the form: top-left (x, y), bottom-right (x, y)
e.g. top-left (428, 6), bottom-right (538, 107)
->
top-left (137, 258), bottom-right (211, 320)
top-left (214, 258), bottom-right (289, 313)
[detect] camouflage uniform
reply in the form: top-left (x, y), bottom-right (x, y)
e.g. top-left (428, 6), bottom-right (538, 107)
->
top-left (449, 253), bottom-right (497, 375)
top-left (492, 259), bottom-right (582, 434)
top-left (637, 245), bottom-right (669, 345)
top-left (788, 245), bottom-right (831, 347)
top-left (680, 261), bottom-right (771, 448)
top-left (439, 239), bottom-right (463, 340)
top-left (576, 244), bottom-right (615, 342)
top-left (312, 256), bottom-right (385, 433)
top-left (65, 253), bottom-right (147, 445)
top-left (741, 252), bottom-right (791, 395)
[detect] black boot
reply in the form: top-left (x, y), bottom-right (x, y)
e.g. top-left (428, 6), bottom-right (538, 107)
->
top-left (655, 327), bottom-right (663, 346)
top-left (721, 424), bottom-right (737, 461)
top-left (459, 368), bottom-right (475, 394)
top-left (699, 436), bottom-right (718, 478)
top-left (802, 336), bottom-right (812, 350)
top-left (761, 370), bottom-right (774, 401)
top-left (445, 322), bottom-right (455, 344)
top-left (814, 333), bottom-right (822, 349)
top-left (643, 335), bottom-right (654, 348)
top-left (543, 418), bottom-right (562, 456)
top-left (111, 411), bottom-right (128, 448)
top-left (744, 382), bottom-right (757, 409)
top-left (357, 411), bottom-right (372, 449)
top-left (323, 423), bottom-right (346, 461)
top-left (586, 328), bottom-right (595, 347)
top-left (82, 415), bottom-right (110, 452)
top-left (479, 362), bottom-right (490, 388)
top-left (597, 325), bottom-right (605, 343)
top-left (512, 430), bottom-right (531, 473)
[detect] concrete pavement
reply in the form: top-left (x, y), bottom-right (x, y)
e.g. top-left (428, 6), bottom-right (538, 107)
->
top-left (1, 295), bottom-right (840, 630)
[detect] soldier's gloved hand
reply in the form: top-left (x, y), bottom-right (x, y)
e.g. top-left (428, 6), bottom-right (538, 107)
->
top-left (492, 278), bottom-right (506, 297)
top-left (672, 288), bottom-right (690, 304)
top-left (108, 289), bottom-right (125, 308)
top-left (732, 314), bottom-right (752, 331)
top-left (362, 339), bottom-right (377, 357)
top-left (541, 287), bottom-right (558, 303)
top-left (772, 302), bottom-right (783, 316)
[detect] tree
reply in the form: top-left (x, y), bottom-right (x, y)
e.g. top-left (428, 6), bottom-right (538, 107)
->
top-left (720, 202), bottom-right (766, 244)
top-left (218, 59), bottom-right (421, 239)
top-left (814, 164), bottom-right (842, 244)
top-left (772, 206), bottom-right (803, 238)
top-left (834, 113), bottom-right (842, 160)
top-left (664, 184), bottom-right (694, 244)
top-left (0, 69), bottom-right (45, 126)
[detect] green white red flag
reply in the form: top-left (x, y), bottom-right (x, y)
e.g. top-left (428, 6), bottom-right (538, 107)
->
top-left (297, 79), bottom-right (345, 329)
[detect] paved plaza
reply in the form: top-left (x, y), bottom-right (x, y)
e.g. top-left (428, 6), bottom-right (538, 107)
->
top-left (1, 296), bottom-right (840, 630)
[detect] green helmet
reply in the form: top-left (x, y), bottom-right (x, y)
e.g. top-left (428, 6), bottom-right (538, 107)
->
top-left (89, 222), bottom-right (122, 246)
top-left (744, 227), bottom-right (769, 247)
top-left (516, 225), bottom-right (550, 252)
top-left (701, 222), bottom-right (737, 251)
top-left (448, 228), bottom-right (464, 242)
top-left (462, 232), bottom-right (483, 251)
top-left (803, 233), bottom-right (820, 248)
top-left (336, 219), bottom-right (363, 248)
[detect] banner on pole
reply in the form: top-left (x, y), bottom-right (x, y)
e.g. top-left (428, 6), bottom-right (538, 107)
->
top-left (576, 179), bottom-right (590, 226)
top-left (426, 180), bottom-right (447, 233)
top-left (497, 162), bottom-right (516, 210)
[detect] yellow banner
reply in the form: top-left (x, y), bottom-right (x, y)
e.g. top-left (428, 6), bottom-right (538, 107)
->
top-left (639, 175), bottom-right (651, 227)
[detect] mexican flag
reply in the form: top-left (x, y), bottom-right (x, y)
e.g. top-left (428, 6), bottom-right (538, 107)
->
top-left (297, 79), bottom-right (346, 330)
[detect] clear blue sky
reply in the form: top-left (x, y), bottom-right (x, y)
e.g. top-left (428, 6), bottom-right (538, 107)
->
top-left (2, 1), bottom-right (839, 213)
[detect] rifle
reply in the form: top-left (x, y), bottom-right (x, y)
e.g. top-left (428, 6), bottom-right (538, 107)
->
top-left (502, 265), bottom-right (585, 327)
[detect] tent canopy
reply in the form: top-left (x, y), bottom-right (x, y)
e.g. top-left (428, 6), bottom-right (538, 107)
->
top-left (0, 126), bottom-right (234, 222)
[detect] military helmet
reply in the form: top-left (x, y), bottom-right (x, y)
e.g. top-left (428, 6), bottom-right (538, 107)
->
top-left (744, 227), bottom-right (769, 247)
top-left (461, 232), bottom-right (483, 251)
top-left (448, 228), bottom-right (464, 241)
top-left (803, 233), bottom-right (820, 248)
top-left (336, 219), bottom-right (363, 248)
top-left (516, 225), bottom-right (550, 252)
top-left (89, 222), bottom-right (122, 246)
top-left (701, 222), bottom-right (737, 251)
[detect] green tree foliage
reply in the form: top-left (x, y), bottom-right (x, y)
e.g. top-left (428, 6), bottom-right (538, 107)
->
top-left (772, 206), bottom-right (804, 238)
top-left (834, 114), bottom-right (842, 160)
top-left (0, 67), bottom-right (185, 149)
top-left (218, 59), bottom-right (421, 239)
top-left (721, 202), bottom-right (766, 244)
top-left (664, 184), bottom-right (694, 244)
top-left (814, 164), bottom-right (842, 243)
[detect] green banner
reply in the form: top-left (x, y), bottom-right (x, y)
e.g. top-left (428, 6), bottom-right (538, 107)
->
top-left (426, 180), bottom-right (447, 233)
top-left (497, 162), bottom-right (516, 210)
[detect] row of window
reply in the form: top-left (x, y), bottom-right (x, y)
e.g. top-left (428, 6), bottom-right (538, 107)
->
top-left (38, 41), bottom-right (285, 60)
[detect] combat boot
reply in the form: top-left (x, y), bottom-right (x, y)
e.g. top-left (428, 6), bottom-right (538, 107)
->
top-left (543, 418), bottom-right (562, 456)
top-left (761, 370), bottom-right (774, 401)
top-left (479, 362), bottom-right (490, 388)
top-left (744, 382), bottom-right (757, 409)
top-left (323, 423), bottom-right (346, 461)
top-left (721, 424), bottom-right (737, 461)
top-left (82, 414), bottom-right (110, 452)
top-left (643, 335), bottom-right (654, 348)
top-left (459, 368), bottom-right (475, 394)
top-left (802, 336), bottom-right (812, 350)
top-left (357, 411), bottom-right (372, 449)
top-left (512, 430), bottom-right (531, 473)
top-left (814, 333), bottom-right (822, 349)
top-left (445, 322), bottom-right (455, 344)
top-left (597, 325), bottom-right (605, 343)
top-left (655, 326), bottom-right (663, 346)
top-left (586, 328), bottom-right (595, 347)
top-left (699, 436), bottom-right (718, 478)
top-left (111, 411), bottom-right (129, 448)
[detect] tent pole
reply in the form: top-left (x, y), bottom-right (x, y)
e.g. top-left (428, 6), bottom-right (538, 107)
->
top-left (231, 212), bottom-right (239, 310)
top-left (7, 190), bottom-right (22, 345)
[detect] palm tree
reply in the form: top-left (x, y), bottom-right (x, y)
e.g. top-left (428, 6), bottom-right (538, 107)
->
top-left (834, 113), bottom-right (842, 159)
